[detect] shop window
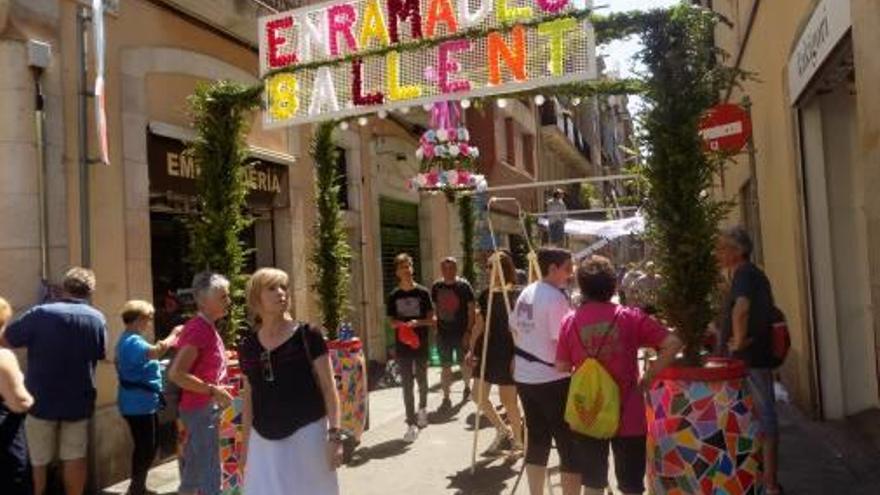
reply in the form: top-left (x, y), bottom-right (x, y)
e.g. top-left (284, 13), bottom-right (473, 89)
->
top-left (739, 178), bottom-right (763, 266)
top-left (523, 133), bottom-right (535, 175)
top-left (504, 118), bottom-right (515, 166)
top-left (336, 146), bottom-right (350, 210)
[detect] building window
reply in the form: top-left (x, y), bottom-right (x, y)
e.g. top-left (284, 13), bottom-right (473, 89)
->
top-left (522, 133), bottom-right (535, 175)
top-left (739, 178), bottom-right (763, 266)
top-left (336, 146), bottom-right (349, 210)
top-left (505, 117), bottom-right (515, 166)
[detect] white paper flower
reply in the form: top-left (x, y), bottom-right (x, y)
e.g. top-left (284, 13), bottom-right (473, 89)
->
top-left (449, 145), bottom-right (461, 157)
top-left (436, 128), bottom-right (449, 142)
top-left (446, 170), bottom-right (459, 185)
top-left (415, 148), bottom-right (424, 160)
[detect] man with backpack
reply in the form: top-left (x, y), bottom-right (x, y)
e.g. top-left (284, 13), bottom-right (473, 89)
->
top-left (510, 248), bottom-right (580, 495)
top-left (556, 255), bottom-right (682, 495)
top-left (716, 226), bottom-right (784, 495)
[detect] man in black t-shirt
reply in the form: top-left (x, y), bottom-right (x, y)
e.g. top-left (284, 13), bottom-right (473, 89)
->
top-left (387, 253), bottom-right (435, 443)
top-left (431, 257), bottom-right (475, 411)
top-left (716, 226), bottom-right (782, 495)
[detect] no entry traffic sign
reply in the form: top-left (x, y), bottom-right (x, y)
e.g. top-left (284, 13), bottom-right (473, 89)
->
top-left (699, 103), bottom-right (752, 153)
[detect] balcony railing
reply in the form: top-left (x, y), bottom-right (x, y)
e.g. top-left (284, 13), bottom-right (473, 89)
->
top-left (540, 101), bottom-right (591, 161)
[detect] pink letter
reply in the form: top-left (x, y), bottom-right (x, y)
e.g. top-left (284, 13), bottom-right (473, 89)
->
top-left (537, 0), bottom-right (569, 14)
top-left (328, 4), bottom-right (359, 56)
top-left (438, 39), bottom-right (471, 94)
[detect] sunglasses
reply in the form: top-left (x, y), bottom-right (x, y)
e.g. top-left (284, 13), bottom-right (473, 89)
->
top-left (260, 350), bottom-right (274, 382)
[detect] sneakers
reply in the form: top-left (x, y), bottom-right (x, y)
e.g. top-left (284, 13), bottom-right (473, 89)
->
top-left (417, 408), bottom-right (429, 428)
top-left (484, 428), bottom-right (514, 454)
top-left (403, 424), bottom-right (420, 443)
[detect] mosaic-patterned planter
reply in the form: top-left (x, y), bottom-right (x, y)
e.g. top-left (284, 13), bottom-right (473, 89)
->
top-left (328, 338), bottom-right (368, 450)
top-left (646, 358), bottom-right (763, 494)
top-left (177, 353), bottom-right (243, 495)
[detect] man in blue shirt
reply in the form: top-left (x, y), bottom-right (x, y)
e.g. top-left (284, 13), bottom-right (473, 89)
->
top-left (0, 267), bottom-right (107, 495)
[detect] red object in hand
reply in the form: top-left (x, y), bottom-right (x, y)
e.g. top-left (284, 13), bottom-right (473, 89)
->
top-left (394, 322), bottom-right (421, 349)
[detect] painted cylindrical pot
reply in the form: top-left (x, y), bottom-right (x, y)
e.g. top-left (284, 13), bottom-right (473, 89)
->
top-left (177, 352), bottom-right (243, 495)
top-left (328, 338), bottom-right (368, 443)
top-left (646, 358), bottom-right (763, 494)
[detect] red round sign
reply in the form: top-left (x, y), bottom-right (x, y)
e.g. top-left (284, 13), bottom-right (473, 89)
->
top-left (699, 103), bottom-right (752, 153)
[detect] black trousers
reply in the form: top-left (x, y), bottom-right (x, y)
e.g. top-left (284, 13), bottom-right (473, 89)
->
top-left (124, 414), bottom-right (158, 495)
top-left (398, 355), bottom-right (429, 425)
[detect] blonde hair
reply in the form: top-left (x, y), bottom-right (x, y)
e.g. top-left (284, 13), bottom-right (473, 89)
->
top-left (121, 300), bottom-right (155, 326)
top-left (0, 297), bottom-right (12, 329)
top-left (246, 268), bottom-right (290, 324)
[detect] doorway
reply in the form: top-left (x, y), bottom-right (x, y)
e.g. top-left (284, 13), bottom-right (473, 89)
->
top-left (799, 40), bottom-right (878, 418)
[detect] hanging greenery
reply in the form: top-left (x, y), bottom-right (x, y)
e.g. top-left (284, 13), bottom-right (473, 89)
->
top-left (637, 5), bottom-right (741, 365)
top-left (458, 194), bottom-right (476, 285)
top-left (186, 81), bottom-right (263, 346)
top-left (310, 122), bottom-right (353, 340)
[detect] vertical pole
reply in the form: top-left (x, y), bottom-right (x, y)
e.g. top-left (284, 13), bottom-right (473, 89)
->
top-left (77, 7), bottom-right (92, 267)
top-left (742, 96), bottom-right (763, 265)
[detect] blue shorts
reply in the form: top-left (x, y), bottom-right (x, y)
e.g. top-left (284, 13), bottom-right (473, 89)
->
top-left (179, 404), bottom-right (221, 495)
top-left (748, 368), bottom-right (779, 438)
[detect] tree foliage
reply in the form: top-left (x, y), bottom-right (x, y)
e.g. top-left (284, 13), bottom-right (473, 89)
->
top-left (458, 195), bottom-right (477, 285)
top-left (310, 122), bottom-right (353, 339)
top-left (637, 6), bottom-right (739, 364)
top-left (186, 81), bottom-right (263, 346)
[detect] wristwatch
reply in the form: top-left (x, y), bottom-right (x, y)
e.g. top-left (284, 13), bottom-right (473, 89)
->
top-left (327, 427), bottom-right (344, 443)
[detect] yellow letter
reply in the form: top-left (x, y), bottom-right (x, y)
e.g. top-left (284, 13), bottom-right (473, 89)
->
top-left (359, 0), bottom-right (391, 47)
top-left (495, 0), bottom-right (532, 23)
top-left (267, 73), bottom-right (300, 121)
top-left (386, 51), bottom-right (423, 100)
top-left (538, 17), bottom-right (577, 76)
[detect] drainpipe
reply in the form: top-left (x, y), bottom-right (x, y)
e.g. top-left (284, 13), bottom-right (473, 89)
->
top-left (77, 6), bottom-right (92, 267)
top-left (27, 40), bottom-right (52, 282)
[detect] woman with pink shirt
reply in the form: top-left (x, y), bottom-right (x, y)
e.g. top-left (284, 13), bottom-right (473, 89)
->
top-left (169, 272), bottom-right (235, 495)
top-left (556, 256), bottom-right (682, 495)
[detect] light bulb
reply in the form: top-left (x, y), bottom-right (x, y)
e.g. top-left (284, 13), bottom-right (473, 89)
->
top-left (572, 97), bottom-right (582, 106)
top-left (400, 106), bottom-right (410, 114)
top-left (534, 94), bottom-right (546, 106)
top-left (497, 98), bottom-right (508, 109)
top-left (358, 117), bottom-right (368, 126)
top-left (339, 121), bottom-right (349, 131)
top-left (423, 103), bottom-right (433, 111)
top-left (461, 98), bottom-right (472, 109)
top-left (378, 110), bottom-right (388, 119)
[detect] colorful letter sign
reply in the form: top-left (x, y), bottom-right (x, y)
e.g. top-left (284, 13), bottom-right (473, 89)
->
top-left (258, 0), bottom-right (597, 127)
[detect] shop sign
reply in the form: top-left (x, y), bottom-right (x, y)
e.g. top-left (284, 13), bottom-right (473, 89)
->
top-left (147, 133), bottom-right (289, 207)
top-left (699, 103), bottom-right (752, 153)
top-left (258, 0), bottom-right (597, 127)
top-left (788, 0), bottom-right (852, 104)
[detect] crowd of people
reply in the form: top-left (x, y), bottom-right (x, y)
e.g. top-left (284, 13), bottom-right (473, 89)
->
top-left (0, 225), bottom-right (782, 495)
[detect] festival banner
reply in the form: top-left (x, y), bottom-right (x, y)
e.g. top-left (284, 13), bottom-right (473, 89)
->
top-left (258, 0), bottom-right (597, 127)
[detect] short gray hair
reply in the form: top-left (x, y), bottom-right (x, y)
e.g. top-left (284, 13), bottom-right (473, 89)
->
top-left (192, 271), bottom-right (230, 304)
top-left (721, 226), bottom-right (753, 259)
top-left (63, 267), bottom-right (96, 298)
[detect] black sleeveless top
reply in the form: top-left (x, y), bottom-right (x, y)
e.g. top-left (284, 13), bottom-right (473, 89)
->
top-left (238, 325), bottom-right (328, 440)
top-left (0, 402), bottom-right (31, 495)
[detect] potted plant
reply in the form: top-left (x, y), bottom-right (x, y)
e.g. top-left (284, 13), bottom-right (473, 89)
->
top-left (636, 6), bottom-right (763, 494)
top-left (309, 121), bottom-right (367, 461)
top-left (183, 80), bottom-right (263, 494)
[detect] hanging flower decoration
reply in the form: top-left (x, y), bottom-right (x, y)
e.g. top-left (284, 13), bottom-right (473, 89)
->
top-left (409, 100), bottom-right (485, 200)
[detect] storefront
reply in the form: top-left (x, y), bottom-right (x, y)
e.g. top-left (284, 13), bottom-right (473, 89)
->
top-left (789, 0), bottom-right (879, 419)
top-left (145, 127), bottom-right (291, 339)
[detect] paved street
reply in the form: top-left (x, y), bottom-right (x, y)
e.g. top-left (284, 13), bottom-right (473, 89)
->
top-left (103, 369), bottom-right (880, 495)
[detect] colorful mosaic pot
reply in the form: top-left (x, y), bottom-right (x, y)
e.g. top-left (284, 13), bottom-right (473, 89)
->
top-left (646, 358), bottom-right (764, 495)
top-left (328, 338), bottom-right (368, 442)
top-left (177, 354), bottom-right (244, 495)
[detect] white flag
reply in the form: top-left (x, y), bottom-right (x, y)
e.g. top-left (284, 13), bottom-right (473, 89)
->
top-left (93, 0), bottom-right (109, 165)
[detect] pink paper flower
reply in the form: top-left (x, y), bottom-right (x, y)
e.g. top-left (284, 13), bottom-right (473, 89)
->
top-left (457, 170), bottom-right (471, 185)
top-left (427, 170), bottom-right (439, 186)
top-left (423, 144), bottom-right (435, 159)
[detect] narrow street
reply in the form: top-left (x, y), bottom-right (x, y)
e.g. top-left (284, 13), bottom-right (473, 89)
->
top-left (102, 369), bottom-right (880, 495)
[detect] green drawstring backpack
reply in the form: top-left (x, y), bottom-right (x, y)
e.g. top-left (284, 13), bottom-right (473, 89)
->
top-left (564, 310), bottom-right (621, 439)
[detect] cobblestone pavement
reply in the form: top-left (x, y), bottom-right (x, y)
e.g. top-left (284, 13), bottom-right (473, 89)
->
top-left (103, 369), bottom-right (880, 495)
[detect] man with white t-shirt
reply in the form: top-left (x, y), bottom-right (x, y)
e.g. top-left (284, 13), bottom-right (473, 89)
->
top-left (510, 247), bottom-right (580, 495)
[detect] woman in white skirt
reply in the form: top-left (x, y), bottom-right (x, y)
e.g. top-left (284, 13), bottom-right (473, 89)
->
top-left (239, 268), bottom-right (342, 495)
